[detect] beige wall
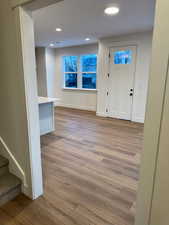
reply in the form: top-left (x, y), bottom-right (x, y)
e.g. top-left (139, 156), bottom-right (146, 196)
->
top-left (11, 0), bottom-right (62, 10)
top-left (146, 0), bottom-right (169, 224)
top-left (150, 60), bottom-right (169, 225)
top-left (135, 0), bottom-right (169, 224)
top-left (36, 47), bottom-right (48, 96)
top-left (0, 0), bottom-right (33, 197)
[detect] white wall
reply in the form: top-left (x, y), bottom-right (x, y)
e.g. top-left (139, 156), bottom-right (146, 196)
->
top-left (97, 32), bottom-right (152, 123)
top-left (54, 44), bottom-right (98, 111)
top-left (19, 6), bottom-right (43, 199)
top-left (36, 33), bottom-right (152, 119)
top-left (0, 0), bottom-right (33, 198)
top-left (36, 47), bottom-right (56, 97)
top-left (45, 48), bottom-right (57, 97)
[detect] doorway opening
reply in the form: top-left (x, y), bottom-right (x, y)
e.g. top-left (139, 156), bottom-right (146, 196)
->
top-left (30, 1), bottom-right (155, 222)
top-left (107, 45), bottom-right (137, 120)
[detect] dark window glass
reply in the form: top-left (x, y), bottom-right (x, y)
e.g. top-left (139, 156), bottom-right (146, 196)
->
top-left (65, 73), bottom-right (77, 88)
top-left (114, 50), bottom-right (132, 64)
top-left (82, 73), bottom-right (96, 89)
top-left (81, 54), bottom-right (97, 72)
top-left (63, 56), bottom-right (78, 72)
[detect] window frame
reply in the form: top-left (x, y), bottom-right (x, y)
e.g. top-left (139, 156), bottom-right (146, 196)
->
top-left (63, 54), bottom-right (97, 91)
top-left (64, 73), bottom-right (78, 89)
top-left (113, 50), bottom-right (132, 65)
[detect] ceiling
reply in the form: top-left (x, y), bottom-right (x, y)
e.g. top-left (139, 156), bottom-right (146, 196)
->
top-left (33, 0), bottom-right (155, 48)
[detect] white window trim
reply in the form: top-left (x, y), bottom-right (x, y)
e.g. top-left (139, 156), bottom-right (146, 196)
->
top-left (62, 87), bottom-right (97, 92)
top-left (63, 55), bottom-right (97, 90)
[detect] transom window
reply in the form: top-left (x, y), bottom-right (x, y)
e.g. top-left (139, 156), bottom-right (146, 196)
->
top-left (63, 54), bottom-right (97, 90)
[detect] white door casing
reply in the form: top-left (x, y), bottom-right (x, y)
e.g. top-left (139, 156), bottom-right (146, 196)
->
top-left (108, 46), bottom-right (137, 120)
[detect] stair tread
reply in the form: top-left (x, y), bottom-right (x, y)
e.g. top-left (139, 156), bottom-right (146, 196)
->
top-left (0, 155), bottom-right (8, 168)
top-left (0, 173), bottom-right (21, 197)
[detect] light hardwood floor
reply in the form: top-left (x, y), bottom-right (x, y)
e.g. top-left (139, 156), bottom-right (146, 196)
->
top-left (0, 107), bottom-right (144, 225)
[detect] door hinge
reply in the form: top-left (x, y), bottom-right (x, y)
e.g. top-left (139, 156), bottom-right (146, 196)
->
top-left (106, 108), bottom-right (108, 113)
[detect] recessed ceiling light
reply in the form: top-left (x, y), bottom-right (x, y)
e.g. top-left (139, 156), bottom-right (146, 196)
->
top-left (56, 28), bottom-right (62, 32)
top-left (104, 6), bottom-right (120, 15)
top-left (85, 38), bottom-right (90, 41)
top-left (50, 43), bottom-right (54, 47)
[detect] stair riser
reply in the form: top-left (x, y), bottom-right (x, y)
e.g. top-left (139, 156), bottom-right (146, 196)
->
top-left (0, 185), bottom-right (21, 206)
top-left (0, 166), bottom-right (9, 177)
top-left (0, 155), bottom-right (21, 206)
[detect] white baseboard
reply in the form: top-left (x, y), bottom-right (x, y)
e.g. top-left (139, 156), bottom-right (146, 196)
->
top-left (54, 98), bottom-right (61, 107)
top-left (57, 103), bottom-right (96, 112)
top-left (96, 112), bottom-right (107, 117)
top-left (132, 116), bottom-right (145, 123)
top-left (96, 112), bottom-right (144, 123)
top-left (55, 105), bottom-right (144, 123)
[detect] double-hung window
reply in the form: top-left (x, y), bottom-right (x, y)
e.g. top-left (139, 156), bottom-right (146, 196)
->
top-left (63, 56), bottom-right (78, 88)
top-left (81, 54), bottom-right (97, 89)
top-left (63, 54), bottom-right (97, 90)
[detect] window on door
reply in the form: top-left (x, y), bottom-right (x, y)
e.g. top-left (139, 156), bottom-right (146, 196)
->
top-left (63, 54), bottom-right (97, 89)
top-left (114, 50), bottom-right (132, 64)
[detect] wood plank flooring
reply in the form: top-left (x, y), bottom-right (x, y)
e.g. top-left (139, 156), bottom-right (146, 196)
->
top-left (0, 107), bottom-right (144, 225)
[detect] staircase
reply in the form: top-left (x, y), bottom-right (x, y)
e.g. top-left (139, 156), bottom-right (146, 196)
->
top-left (0, 155), bottom-right (21, 206)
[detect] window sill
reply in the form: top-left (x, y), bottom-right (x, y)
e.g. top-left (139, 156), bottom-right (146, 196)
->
top-left (62, 88), bottom-right (97, 92)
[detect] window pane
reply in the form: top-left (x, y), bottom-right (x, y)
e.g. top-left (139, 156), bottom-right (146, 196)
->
top-left (81, 54), bottom-right (97, 72)
top-left (65, 73), bottom-right (77, 88)
top-left (114, 50), bottom-right (132, 64)
top-left (82, 73), bottom-right (96, 89)
top-left (63, 56), bottom-right (78, 72)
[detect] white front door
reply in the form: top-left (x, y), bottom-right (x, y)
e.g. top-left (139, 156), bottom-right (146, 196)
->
top-left (108, 46), bottom-right (137, 120)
